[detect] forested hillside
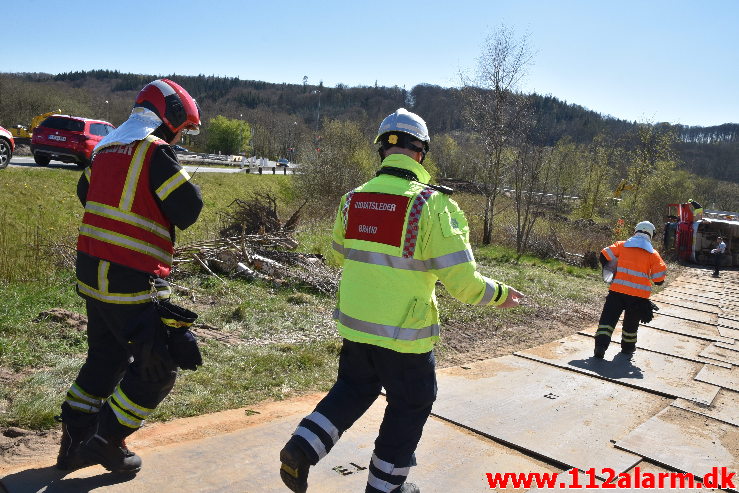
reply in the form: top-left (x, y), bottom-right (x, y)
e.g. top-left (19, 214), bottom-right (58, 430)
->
top-left (1, 70), bottom-right (737, 185)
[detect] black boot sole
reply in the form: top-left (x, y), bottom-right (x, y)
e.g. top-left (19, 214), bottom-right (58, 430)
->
top-left (56, 455), bottom-right (93, 471)
top-left (280, 445), bottom-right (309, 493)
top-left (80, 445), bottom-right (141, 474)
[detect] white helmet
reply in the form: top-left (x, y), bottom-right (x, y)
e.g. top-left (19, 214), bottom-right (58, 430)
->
top-left (634, 221), bottom-right (656, 239)
top-left (374, 108), bottom-right (430, 146)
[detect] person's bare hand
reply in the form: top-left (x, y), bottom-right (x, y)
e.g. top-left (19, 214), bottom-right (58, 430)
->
top-left (497, 286), bottom-right (524, 308)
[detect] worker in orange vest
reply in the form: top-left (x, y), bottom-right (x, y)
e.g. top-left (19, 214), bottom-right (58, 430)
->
top-left (594, 221), bottom-right (667, 359)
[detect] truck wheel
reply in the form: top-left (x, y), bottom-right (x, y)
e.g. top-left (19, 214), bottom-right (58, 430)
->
top-left (0, 138), bottom-right (11, 169)
top-left (34, 154), bottom-right (51, 166)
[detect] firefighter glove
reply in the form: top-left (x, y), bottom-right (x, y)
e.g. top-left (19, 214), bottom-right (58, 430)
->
top-left (156, 300), bottom-right (202, 371)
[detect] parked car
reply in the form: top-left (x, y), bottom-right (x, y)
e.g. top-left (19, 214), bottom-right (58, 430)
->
top-left (276, 158), bottom-right (290, 167)
top-left (0, 125), bottom-right (15, 170)
top-left (172, 144), bottom-right (189, 153)
top-left (30, 115), bottom-right (114, 168)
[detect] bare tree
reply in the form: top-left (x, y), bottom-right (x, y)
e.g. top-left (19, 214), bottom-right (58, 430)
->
top-left (461, 25), bottom-right (534, 244)
top-left (511, 133), bottom-right (553, 255)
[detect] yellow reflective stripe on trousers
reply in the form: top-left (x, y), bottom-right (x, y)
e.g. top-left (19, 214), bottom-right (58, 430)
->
top-left (77, 280), bottom-right (151, 304)
top-left (112, 386), bottom-right (155, 417)
top-left (79, 224), bottom-right (172, 264)
top-left (596, 325), bottom-right (614, 336)
top-left (85, 200), bottom-right (171, 239)
top-left (97, 260), bottom-right (110, 294)
top-left (119, 136), bottom-right (155, 211)
top-left (65, 382), bottom-right (105, 413)
top-left (109, 401), bottom-right (143, 428)
top-left (336, 310), bottom-right (439, 341)
top-left (156, 168), bottom-right (191, 201)
top-left (622, 330), bottom-right (638, 342)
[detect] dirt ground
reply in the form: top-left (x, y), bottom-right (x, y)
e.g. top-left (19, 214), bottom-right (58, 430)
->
top-left (0, 298), bottom-right (600, 475)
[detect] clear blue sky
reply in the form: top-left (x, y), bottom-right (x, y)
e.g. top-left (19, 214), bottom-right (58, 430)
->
top-left (3, 0), bottom-right (737, 126)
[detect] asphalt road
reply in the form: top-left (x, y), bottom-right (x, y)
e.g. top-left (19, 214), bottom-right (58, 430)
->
top-left (5, 156), bottom-right (269, 174)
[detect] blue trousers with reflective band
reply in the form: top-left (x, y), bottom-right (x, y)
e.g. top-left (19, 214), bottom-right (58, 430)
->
top-left (289, 339), bottom-right (436, 493)
top-left (595, 291), bottom-right (642, 353)
top-left (61, 298), bottom-right (176, 440)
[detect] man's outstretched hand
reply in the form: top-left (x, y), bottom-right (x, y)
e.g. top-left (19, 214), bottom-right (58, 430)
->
top-left (497, 286), bottom-right (524, 309)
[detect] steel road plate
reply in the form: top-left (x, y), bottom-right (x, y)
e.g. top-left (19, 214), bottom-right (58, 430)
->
top-left (672, 390), bottom-right (739, 427)
top-left (651, 294), bottom-right (722, 314)
top-left (615, 407), bottom-right (739, 489)
top-left (433, 355), bottom-right (666, 479)
top-left (644, 314), bottom-right (730, 342)
top-left (579, 326), bottom-right (730, 368)
top-left (656, 304), bottom-right (718, 325)
top-left (515, 334), bottom-right (720, 405)
top-left (0, 397), bottom-right (559, 493)
top-left (695, 364), bottom-right (739, 392)
top-left (718, 325), bottom-right (739, 339)
top-left (700, 343), bottom-right (739, 365)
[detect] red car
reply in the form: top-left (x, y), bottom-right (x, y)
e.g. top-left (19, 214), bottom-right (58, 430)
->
top-left (0, 125), bottom-right (15, 170)
top-left (31, 115), bottom-right (114, 168)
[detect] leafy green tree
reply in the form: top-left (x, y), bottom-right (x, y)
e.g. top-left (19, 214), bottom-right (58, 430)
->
top-left (205, 115), bottom-right (251, 155)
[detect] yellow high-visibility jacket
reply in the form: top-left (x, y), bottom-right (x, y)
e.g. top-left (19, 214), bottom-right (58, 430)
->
top-left (332, 153), bottom-right (510, 354)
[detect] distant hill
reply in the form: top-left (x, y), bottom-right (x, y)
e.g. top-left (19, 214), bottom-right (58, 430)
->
top-left (1, 70), bottom-right (737, 183)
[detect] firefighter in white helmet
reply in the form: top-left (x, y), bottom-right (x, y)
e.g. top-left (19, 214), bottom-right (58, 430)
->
top-left (278, 108), bottom-right (523, 493)
top-left (594, 221), bottom-right (667, 359)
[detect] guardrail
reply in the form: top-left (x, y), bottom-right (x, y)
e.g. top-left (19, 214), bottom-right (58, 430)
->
top-left (177, 153), bottom-right (297, 174)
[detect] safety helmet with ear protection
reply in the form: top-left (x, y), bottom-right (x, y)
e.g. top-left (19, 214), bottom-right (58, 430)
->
top-left (634, 221), bottom-right (656, 239)
top-left (134, 79), bottom-right (201, 135)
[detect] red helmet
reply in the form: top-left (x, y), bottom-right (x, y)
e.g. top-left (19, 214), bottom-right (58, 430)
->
top-left (134, 79), bottom-right (201, 135)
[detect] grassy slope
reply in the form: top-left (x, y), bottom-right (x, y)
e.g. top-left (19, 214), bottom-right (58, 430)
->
top-left (0, 167), bottom-right (604, 429)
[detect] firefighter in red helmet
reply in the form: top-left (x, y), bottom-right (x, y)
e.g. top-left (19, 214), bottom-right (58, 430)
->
top-left (56, 79), bottom-right (204, 474)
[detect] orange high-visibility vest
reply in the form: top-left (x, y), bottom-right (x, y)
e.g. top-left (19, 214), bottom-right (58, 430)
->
top-left (77, 136), bottom-right (174, 277)
top-left (602, 240), bottom-right (666, 298)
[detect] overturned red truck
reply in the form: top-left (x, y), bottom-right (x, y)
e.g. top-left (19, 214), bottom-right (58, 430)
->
top-left (665, 202), bottom-right (738, 267)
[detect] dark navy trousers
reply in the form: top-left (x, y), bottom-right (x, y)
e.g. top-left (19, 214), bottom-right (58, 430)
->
top-left (289, 339), bottom-right (437, 492)
top-left (61, 299), bottom-right (176, 440)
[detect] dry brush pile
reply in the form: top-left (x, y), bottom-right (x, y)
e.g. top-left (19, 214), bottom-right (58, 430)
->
top-left (173, 193), bottom-right (339, 295)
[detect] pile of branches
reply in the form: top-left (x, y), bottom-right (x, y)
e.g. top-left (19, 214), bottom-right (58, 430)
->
top-left (219, 193), bottom-right (302, 237)
top-left (174, 235), bottom-right (338, 295)
top-left (174, 194), bottom-right (338, 295)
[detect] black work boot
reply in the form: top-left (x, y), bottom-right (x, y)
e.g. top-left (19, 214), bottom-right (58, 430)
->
top-left (81, 434), bottom-right (142, 473)
top-left (280, 440), bottom-right (311, 493)
top-left (56, 421), bottom-right (96, 471)
top-left (593, 346), bottom-right (606, 359)
top-left (620, 341), bottom-right (636, 357)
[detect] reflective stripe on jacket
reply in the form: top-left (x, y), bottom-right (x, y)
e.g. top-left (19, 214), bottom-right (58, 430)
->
top-left (77, 135), bottom-right (175, 277)
top-left (333, 153), bottom-right (509, 354)
top-left (602, 239), bottom-right (667, 299)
